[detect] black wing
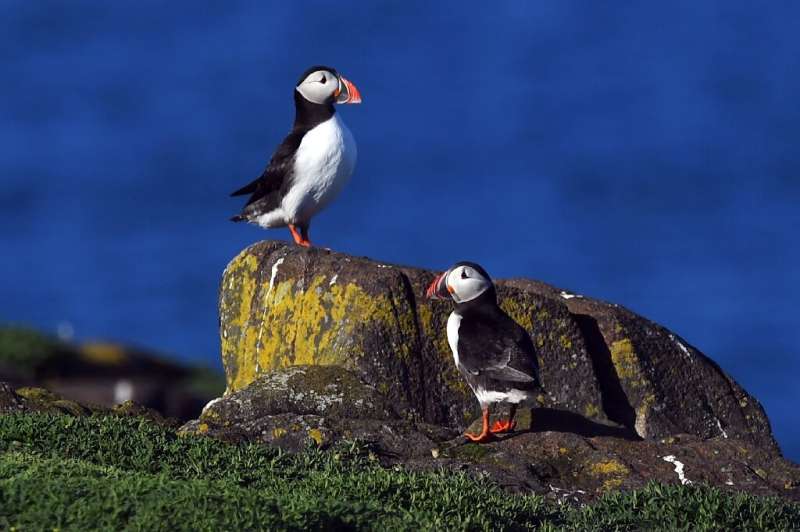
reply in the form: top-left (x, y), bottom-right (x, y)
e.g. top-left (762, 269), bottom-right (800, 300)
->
top-left (456, 309), bottom-right (540, 384)
top-left (230, 129), bottom-right (305, 218)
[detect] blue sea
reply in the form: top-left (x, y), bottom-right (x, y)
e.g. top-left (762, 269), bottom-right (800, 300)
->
top-left (1, 1), bottom-right (798, 460)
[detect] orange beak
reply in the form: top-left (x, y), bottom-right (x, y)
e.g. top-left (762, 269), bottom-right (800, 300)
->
top-left (425, 271), bottom-right (450, 300)
top-left (335, 75), bottom-right (362, 104)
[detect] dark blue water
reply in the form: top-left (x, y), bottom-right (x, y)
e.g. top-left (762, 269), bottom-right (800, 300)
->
top-left (1, 1), bottom-right (798, 460)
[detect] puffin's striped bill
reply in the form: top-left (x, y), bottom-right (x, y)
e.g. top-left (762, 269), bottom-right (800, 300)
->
top-left (425, 271), bottom-right (450, 299)
top-left (336, 76), bottom-right (362, 104)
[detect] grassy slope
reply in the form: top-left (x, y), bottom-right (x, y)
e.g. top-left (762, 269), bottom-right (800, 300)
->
top-left (0, 415), bottom-right (797, 531)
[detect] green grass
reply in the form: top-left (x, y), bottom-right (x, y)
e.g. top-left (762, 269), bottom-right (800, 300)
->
top-left (0, 414), bottom-right (798, 531)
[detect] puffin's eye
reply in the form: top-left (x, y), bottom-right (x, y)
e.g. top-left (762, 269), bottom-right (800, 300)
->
top-left (461, 269), bottom-right (468, 279)
top-left (319, 74), bottom-right (327, 84)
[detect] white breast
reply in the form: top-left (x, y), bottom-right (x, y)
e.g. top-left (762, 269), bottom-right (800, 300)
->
top-left (282, 113), bottom-right (357, 224)
top-left (446, 312), bottom-right (463, 367)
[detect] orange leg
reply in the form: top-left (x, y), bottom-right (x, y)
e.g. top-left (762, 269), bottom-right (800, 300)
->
top-left (490, 404), bottom-right (517, 434)
top-left (465, 407), bottom-right (493, 442)
top-left (300, 224), bottom-right (312, 247)
top-left (288, 224), bottom-right (311, 247)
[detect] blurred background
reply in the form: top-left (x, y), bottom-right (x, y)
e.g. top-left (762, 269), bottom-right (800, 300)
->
top-left (1, 1), bottom-right (797, 458)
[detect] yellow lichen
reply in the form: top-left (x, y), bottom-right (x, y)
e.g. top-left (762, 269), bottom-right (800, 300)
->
top-left (222, 255), bottom-right (418, 391)
top-left (15, 387), bottom-right (58, 402)
top-left (610, 338), bottom-right (646, 388)
top-left (419, 302), bottom-right (471, 398)
top-left (307, 428), bottom-right (324, 446)
top-left (559, 335), bottom-right (573, 349)
top-left (602, 478), bottom-right (624, 490)
top-left (499, 299), bottom-right (533, 331)
top-left (418, 304), bottom-right (450, 359)
top-left (590, 459), bottom-right (629, 476)
top-left (584, 403), bottom-right (600, 418)
top-left (272, 427), bottom-right (287, 439)
top-left (197, 423), bottom-right (209, 434)
top-left (200, 408), bottom-right (221, 422)
top-left (220, 252), bottom-right (260, 387)
top-left (590, 459), bottom-right (629, 491)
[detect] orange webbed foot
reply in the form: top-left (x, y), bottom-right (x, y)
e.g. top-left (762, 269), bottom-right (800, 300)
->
top-left (464, 430), bottom-right (494, 443)
top-left (490, 419), bottom-right (516, 434)
top-left (464, 407), bottom-right (494, 443)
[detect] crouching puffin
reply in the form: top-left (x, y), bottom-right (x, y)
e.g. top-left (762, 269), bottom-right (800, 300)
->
top-left (426, 262), bottom-right (541, 442)
top-left (230, 65), bottom-right (361, 247)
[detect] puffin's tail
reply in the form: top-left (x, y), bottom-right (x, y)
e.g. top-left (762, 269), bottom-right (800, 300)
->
top-left (230, 179), bottom-right (258, 197)
top-left (230, 214), bottom-right (246, 222)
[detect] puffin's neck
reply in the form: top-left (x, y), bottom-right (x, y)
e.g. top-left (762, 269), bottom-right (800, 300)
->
top-left (454, 287), bottom-right (498, 316)
top-left (293, 90), bottom-right (335, 131)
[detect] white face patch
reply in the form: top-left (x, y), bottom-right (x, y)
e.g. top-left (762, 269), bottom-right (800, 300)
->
top-left (446, 265), bottom-right (491, 303)
top-left (296, 69), bottom-right (338, 104)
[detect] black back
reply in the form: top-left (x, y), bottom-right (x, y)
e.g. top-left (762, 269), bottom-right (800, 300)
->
top-left (453, 288), bottom-right (540, 396)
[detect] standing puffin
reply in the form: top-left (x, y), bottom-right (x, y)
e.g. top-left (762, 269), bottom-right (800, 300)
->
top-left (426, 262), bottom-right (541, 442)
top-left (230, 66), bottom-right (361, 247)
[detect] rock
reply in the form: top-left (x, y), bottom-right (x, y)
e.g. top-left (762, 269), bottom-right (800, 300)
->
top-left (217, 241), bottom-right (778, 452)
top-left (182, 365), bottom-right (457, 453)
top-left (14, 386), bottom-right (93, 416)
top-left (0, 383), bottom-right (96, 416)
top-left (181, 371), bottom-right (800, 502)
top-left (183, 240), bottom-right (800, 502)
top-left (0, 382), bottom-right (35, 414)
top-left (427, 429), bottom-right (799, 503)
top-left (200, 365), bottom-right (399, 425)
top-left (0, 381), bottom-right (179, 427)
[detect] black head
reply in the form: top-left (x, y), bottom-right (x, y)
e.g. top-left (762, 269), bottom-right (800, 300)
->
top-left (425, 261), bottom-right (497, 308)
top-left (296, 65), bottom-right (338, 86)
top-left (294, 65), bottom-right (361, 106)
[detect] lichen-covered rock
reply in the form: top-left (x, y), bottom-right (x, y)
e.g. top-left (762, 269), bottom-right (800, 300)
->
top-left (180, 366), bottom-right (456, 454)
top-left (0, 381), bottom-right (179, 427)
top-left (218, 241), bottom-right (779, 454)
top-left (427, 429), bottom-right (799, 503)
top-left (1, 382), bottom-right (98, 416)
top-left (180, 375), bottom-right (800, 503)
top-left (200, 365), bottom-right (398, 424)
top-left (14, 386), bottom-right (94, 416)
